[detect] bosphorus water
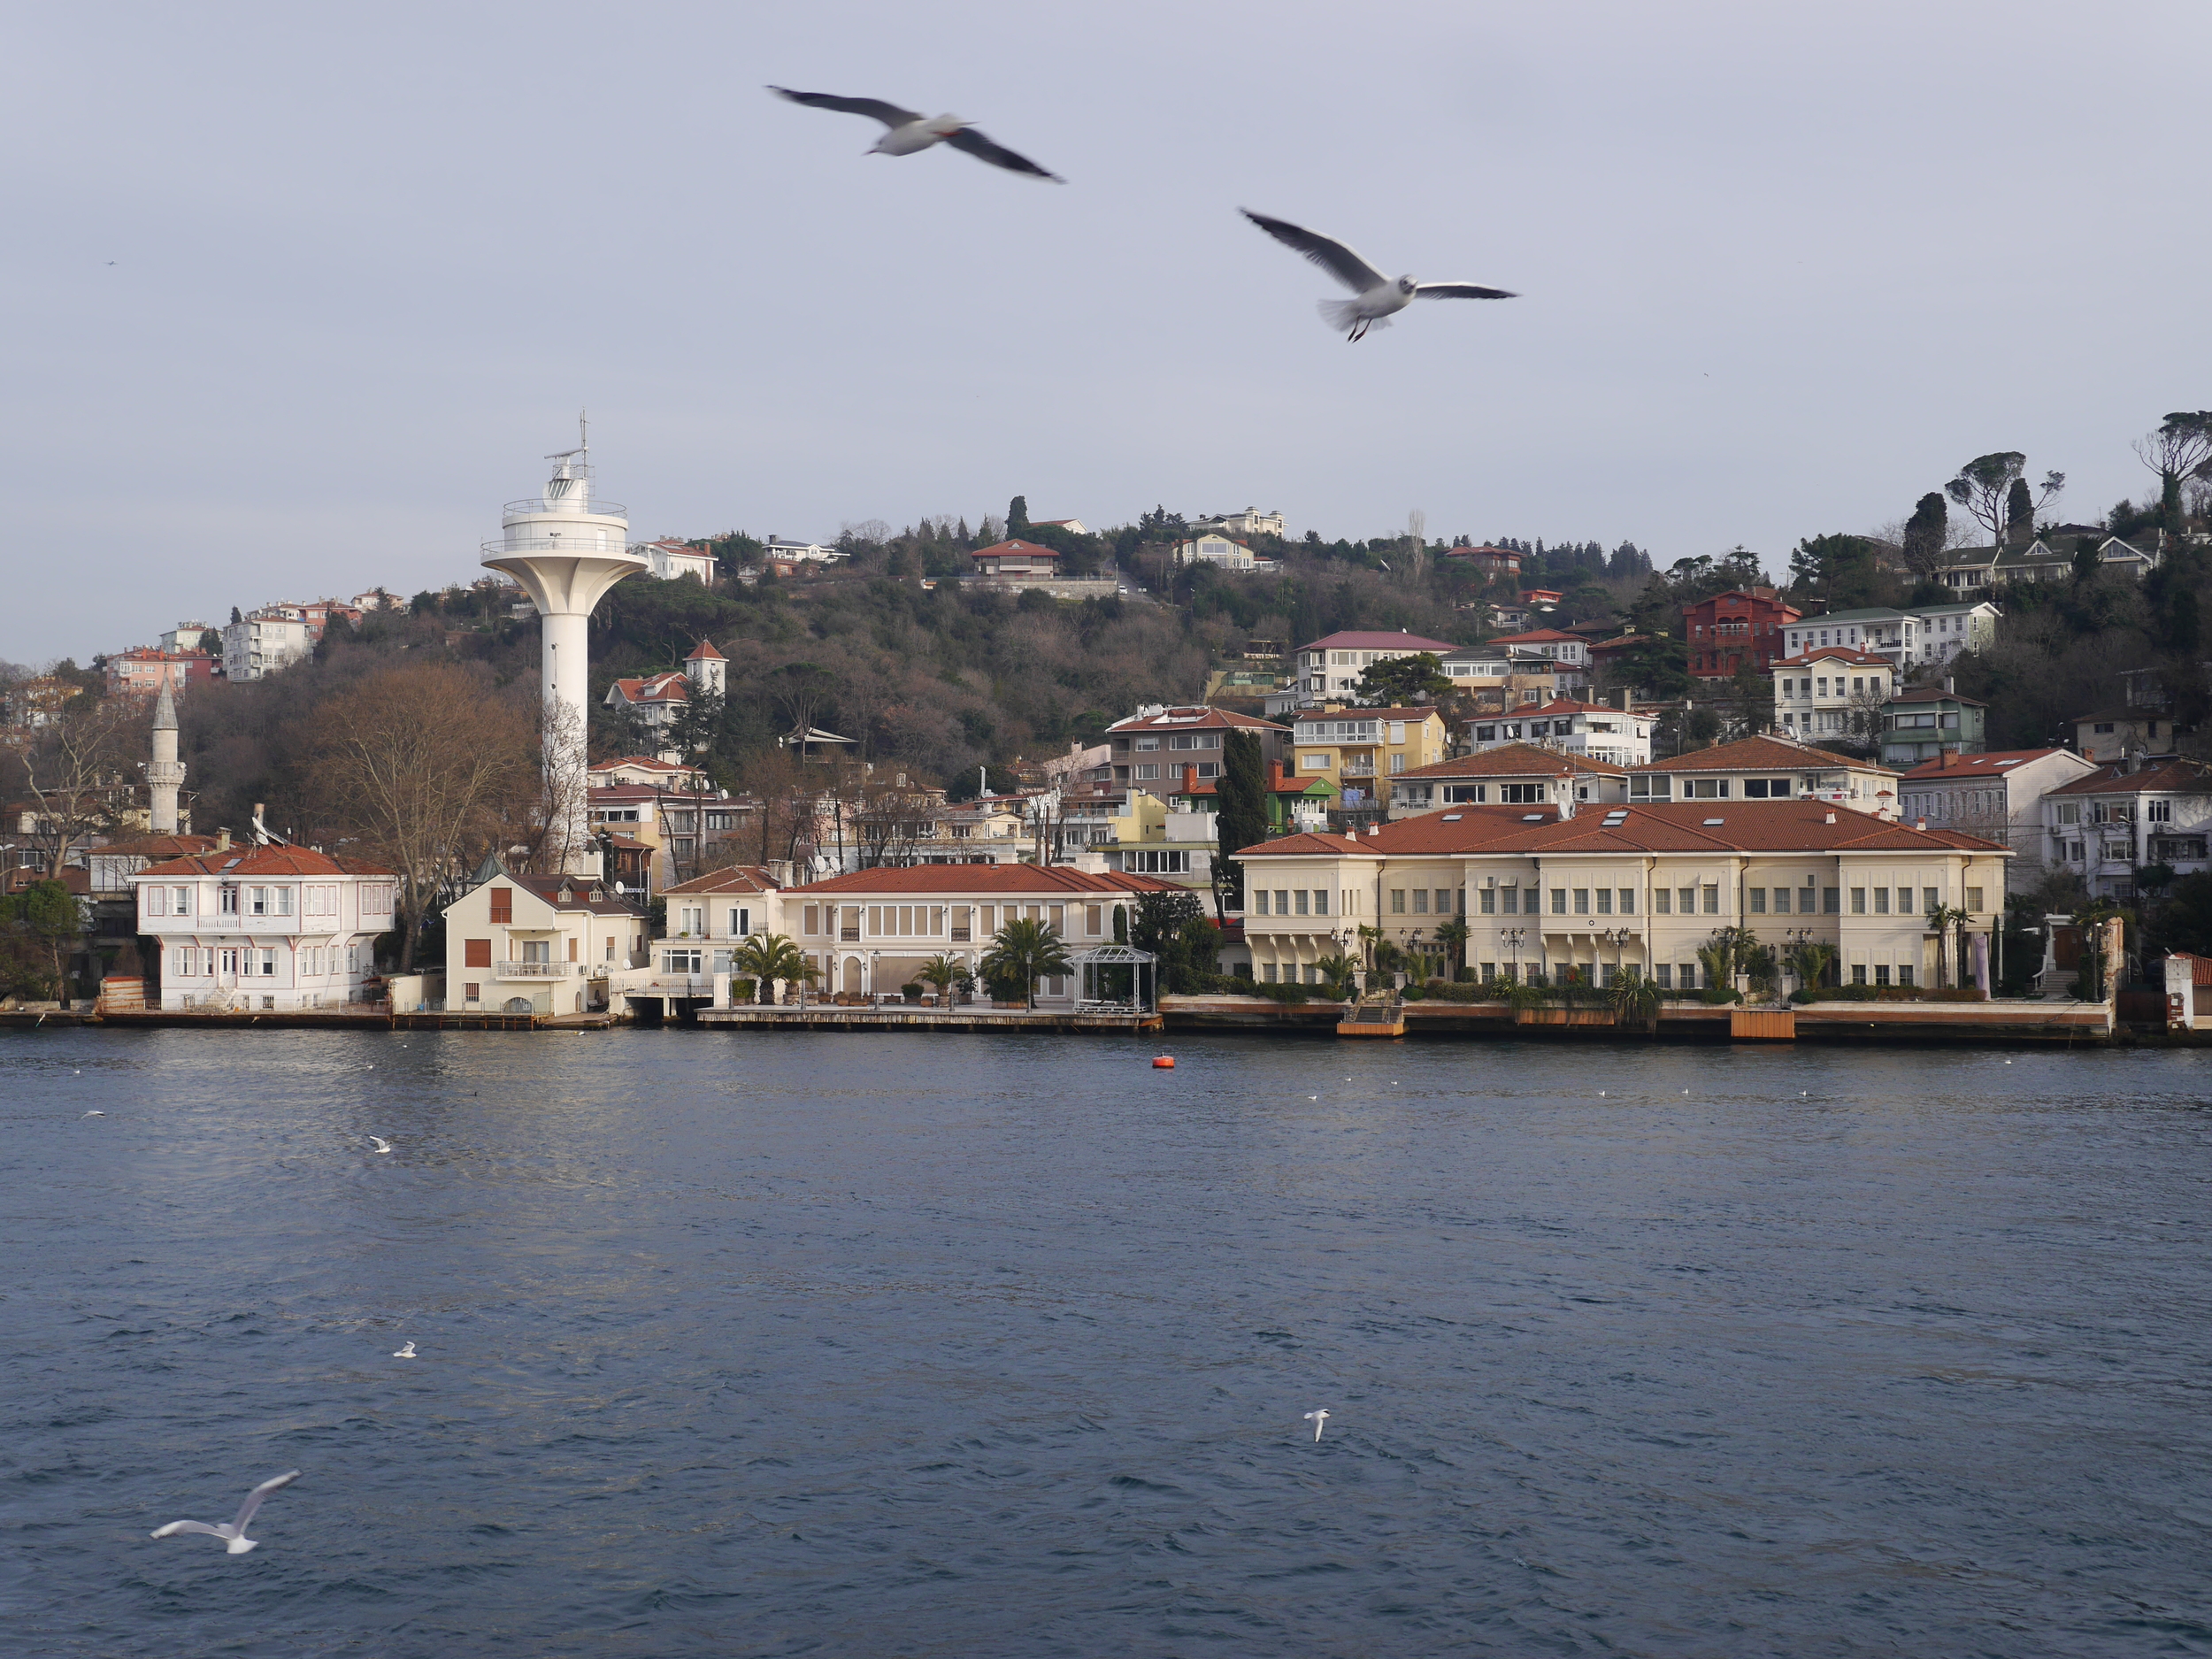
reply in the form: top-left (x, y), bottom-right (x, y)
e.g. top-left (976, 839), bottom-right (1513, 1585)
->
top-left (6, 1029), bottom-right (2211, 1655)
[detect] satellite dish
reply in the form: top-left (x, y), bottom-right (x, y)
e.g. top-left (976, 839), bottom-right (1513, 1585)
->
top-left (614, 880), bottom-right (626, 895)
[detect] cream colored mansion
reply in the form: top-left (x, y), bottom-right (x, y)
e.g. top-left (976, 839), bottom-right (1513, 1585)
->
top-left (1237, 797), bottom-right (2010, 993)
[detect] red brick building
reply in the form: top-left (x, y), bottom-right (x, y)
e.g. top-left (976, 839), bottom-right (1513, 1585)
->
top-left (1683, 587), bottom-right (1801, 680)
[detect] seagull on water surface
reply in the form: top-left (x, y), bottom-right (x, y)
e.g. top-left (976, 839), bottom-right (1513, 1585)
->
top-left (393, 1341), bottom-right (417, 1359)
top-left (767, 87), bottom-right (1064, 180)
top-left (1240, 209), bottom-right (1517, 342)
top-left (369, 1136), bottom-right (393, 1154)
top-left (150, 1470), bottom-right (299, 1555)
top-left (1303, 1409), bottom-right (1331, 1441)
top-left (84, 1110), bottom-right (104, 1117)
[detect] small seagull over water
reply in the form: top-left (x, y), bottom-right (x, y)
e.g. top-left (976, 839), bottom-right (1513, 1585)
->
top-left (393, 1341), bottom-right (417, 1359)
top-left (767, 87), bottom-right (1064, 181)
top-left (1303, 1409), bottom-right (1332, 1441)
top-left (150, 1470), bottom-right (299, 1555)
top-left (1240, 209), bottom-right (1517, 341)
top-left (84, 1110), bottom-right (104, 1117)
top-left (369, 1136), bottom-right (393, 1155)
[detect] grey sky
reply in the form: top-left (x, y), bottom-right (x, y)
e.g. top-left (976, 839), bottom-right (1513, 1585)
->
top-left (7, 2), bottom-right (2207, 664)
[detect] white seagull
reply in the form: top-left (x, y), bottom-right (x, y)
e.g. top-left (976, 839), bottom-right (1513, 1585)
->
top-left (150, 1470), bottom-right (300, 1555)
top-left (83, 1110), bottom-right (104, 1117)
top-left (1240, 209), bottom-right (1517, 342)
top-left (768, 88), bottom-right (1064, 181)
top-left (369, 1136), bottom-right (393, 1155)
top-left (393, 1341), bottom-right (417, 1359)
top-left (1303, 1409), bottom-right (1332, 1441)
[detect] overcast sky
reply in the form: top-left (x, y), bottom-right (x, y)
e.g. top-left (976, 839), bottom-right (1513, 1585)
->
top-left (7, 1), bottom-right (2208, 664)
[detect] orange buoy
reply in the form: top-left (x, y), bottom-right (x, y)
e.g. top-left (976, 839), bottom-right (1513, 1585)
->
top-left (1152, 1055), bottom-right (1176, 1069)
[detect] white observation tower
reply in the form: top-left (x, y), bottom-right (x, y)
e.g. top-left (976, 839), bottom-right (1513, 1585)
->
top-left (482, 419), bottom-right (648, 875)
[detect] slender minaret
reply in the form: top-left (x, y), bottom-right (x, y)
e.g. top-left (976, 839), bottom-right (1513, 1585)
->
top-left (481, 421), bottom-right (648, 875)
top-left (148, 680), bottom-right (185, 835)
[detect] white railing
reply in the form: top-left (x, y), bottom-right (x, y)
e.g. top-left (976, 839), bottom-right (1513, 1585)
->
top-left (499, 961), bottom-right (570, 977)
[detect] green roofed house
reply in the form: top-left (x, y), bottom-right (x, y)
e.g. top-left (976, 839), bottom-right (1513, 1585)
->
top-left (1881, 687), bottom-right (1988, 768)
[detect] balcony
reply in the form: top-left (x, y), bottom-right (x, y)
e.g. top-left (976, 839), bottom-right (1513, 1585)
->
top-left (499, 961), bottom-right (572, 978)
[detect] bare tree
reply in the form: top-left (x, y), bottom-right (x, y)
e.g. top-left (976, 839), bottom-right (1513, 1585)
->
top-left (1946, 452), bottom-right (2062, 548)
top-left (310, 663), bottom-right (537, 969)
top-left (20, 695), bottom-right (147, 875)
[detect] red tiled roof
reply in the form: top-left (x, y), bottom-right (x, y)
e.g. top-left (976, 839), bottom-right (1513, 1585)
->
top-left (1896, 749), bottom-right (2070, 780)
top-left (972, 539), bottom-right (1060, 559)
top-left (2047, 758), bottom-right (2212, 797)
top-left (96, 833), bottom-right (221, 859)
top-left (1294, 631), bottom-right (1459, 654)
top-left (610, 672), bottom-right (688, 704)
top-left (789, 865), bottom-right (1182, 895)
top-left (1773, 646), bottom-right (1892, 668)
top-left (1634, 735), bottom-right (1891, 775)
top-left (1240, 799), bottom-right (2006, 859)
top-left (508, 873), bottom-right (641, 916)
top-left (135, 846), bottom-right (396, 878)
top-left (663, 864), bottom-right (782, 895)
top-left (1397, 743), bottom-right (1624, 780)
top-left (684, 639), bottom-right (726, 660)
top-left (1489, 628), bottom-right (1584, 645)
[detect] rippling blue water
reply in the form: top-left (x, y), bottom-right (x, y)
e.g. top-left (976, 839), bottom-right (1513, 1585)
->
top-left (5, 1028), bottom-right (2212, 1655)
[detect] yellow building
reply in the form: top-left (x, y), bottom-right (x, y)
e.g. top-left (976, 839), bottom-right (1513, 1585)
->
top-left (1237, 798), bottom-right (2009, 991)
top-left (1286, 707), bottom-right (1448, 807)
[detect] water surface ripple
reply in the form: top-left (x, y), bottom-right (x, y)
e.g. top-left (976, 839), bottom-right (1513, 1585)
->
top-left (4, 1030), bottom-right (2211, 1655)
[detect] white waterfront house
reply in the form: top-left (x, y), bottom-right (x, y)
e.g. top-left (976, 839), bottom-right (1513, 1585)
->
top-left (1897, 747), bottom-right (2097, 889)
top-left (2041, 756), bottom-right (2212, 900)
top-left (131, 843), bottom-right (398, 1010)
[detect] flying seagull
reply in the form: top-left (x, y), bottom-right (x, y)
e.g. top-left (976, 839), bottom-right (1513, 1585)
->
top-left (1240, 210), bottom-right (1516, 341)
top-left (1303, 1409), bottom-right (1332, 1441)
top-left (768, 88), bottom-right (1063, 180)
top-left (150, 1470), bottom-right (300, 1555)
top-left (369, 1136), bottom-right (392, 1155)
top-left (393, 1341), bottom-right (417, 1359)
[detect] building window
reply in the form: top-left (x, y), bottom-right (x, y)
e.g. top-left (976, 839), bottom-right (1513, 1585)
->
top-left (1655, 887), bottom-right (1671, 914)
top-left (1875, 964), bottom-right (1892, 987)
top-left (1135, 764), bottom-right (1162, 780)
top-left (1899, 965), bottom-right (1915, 987)
top-left (1411, 888), bottom-right (1428, 914)
top-left (1479, 888), bottom-right (1495, 914)
top-left (1874, 887), bottom-right (1889, 915)
top-left (1852, 964), bottom-right (1867, 984)
top-left (1965, 887), bottom-right (1983, 912)
top-left (1823, 887), bottom-right (1839, 913)
top-left (1500, 887), bottom-right (1518, 914)
top-left (1747, 887), bottom-right (1766, 913)
top-left (1295, 890), bottom-right (1310, 916)
top-left (1851, 887), bottom-right (1868, 914)
top-left (1654, 964), bottom-right (1671, 989)
top-left (1678, 886), bottom-right (1695, 913)
top-left (1391, 889), bottom-right (1404, 913)
top-left (1314, 891), bottom-right (1329, 916)
top-left (1702, 885), bottom-right (1720, 915)
top-left (1551, 888), bottom-right (1568, 915)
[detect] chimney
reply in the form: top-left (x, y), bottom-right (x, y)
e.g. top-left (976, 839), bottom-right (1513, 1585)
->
top-left (1943, 674), bottom-right (1955, 695)
top-left (216, 827), bottom-right (231, 852)
top-left (1268, 760), bottom-right (1286, 791)
top-left (1367, 820), bottom-right (1380, 837)
top-left (1916, 818), bottom-right (1926, 831)
top-left (1939, 746), bottom-right (1959, 770)
top-left (1182, 763), bottom-right (1198, 795)
top-left (1824, 811), bottom-right (1837, 825)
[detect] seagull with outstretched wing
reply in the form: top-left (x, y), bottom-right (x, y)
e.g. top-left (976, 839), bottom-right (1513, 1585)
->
top-left (1240, 210), bottom-right (1517, 341)
top-left (150, 1470), bottom-right (300, 1555)
top-left (768, 88), bottom-right (1063, 181)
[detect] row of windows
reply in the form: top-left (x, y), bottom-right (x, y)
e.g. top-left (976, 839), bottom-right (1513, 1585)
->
top-left (795, 901), bottom-right (1127, 941)
top-left (1118, 733), bottom-right (1226, 752)
top-left (1390, 887), bottom-right (1463, 914)
top-left (169, 945), bottom-right (361, 977)
top-left (1132, 761), bottom-right (1221, 780)
top-left (1627, 776), bottom-right (1796, 801)
top-left (144, 883), bottom-right (389, 918)
top-left (1778, 675), bottom-right (1886, 699)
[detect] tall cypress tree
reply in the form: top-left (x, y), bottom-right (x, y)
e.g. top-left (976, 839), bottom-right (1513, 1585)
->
top-left (1901, 491), bottom-right (1947, 578)
top-left (1006, 495), bottom-right (1030, 537)
top-left (2005, 476), bottom-right (2035, 545)
top-left (1214, 729), bottom-right (1268, 916)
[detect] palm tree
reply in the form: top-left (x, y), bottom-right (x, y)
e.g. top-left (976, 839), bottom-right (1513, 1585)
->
top-left (979, 916), bottom-right (1072, 1009)
top-left (1610, 965), bottom-right (1661, 1032)
top-left (731, 932), bottom-right (817, 1005)
top-left (1314, 953), bottom-right (1360, 1002)
top-left (1433, 915), bottom-right (1471, 979)
top-left (1784, 941), bottom-right (1835, 997)
top-left (917, 953), bottom-right (963, 1000)
top-left (1925, 903), bottom-right (1970, 987)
